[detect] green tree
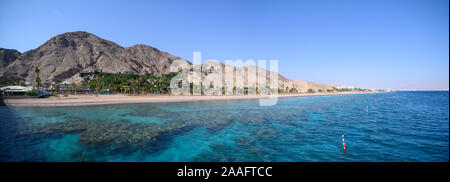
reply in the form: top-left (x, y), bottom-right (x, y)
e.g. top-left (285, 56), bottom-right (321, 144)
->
top-left (0, 77), bottom-right (15, 87)
top-left (34, 67), bottom-right (41, 89)
top-left (289, 87), bottom-right (298, 93)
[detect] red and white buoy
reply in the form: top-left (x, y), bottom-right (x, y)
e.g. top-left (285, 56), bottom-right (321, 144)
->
top-left (342, 134), bottom-right (346, 152)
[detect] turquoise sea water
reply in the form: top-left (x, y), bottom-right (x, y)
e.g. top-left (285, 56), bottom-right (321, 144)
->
top-left (0, 91), bottom-right (448, 161)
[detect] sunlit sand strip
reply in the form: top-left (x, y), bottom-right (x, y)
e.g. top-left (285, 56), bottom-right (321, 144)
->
top-left (3, 92), bottom-right (382, 107)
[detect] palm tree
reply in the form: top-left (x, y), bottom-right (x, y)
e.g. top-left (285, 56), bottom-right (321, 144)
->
top-left (34, 67), bottom-right (41, 90)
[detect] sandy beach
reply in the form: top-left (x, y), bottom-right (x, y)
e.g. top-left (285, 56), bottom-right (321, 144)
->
top-left (2, 91), bottom-right (380, 107)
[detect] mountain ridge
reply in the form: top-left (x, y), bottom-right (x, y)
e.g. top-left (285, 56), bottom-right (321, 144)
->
top-left (0, 48), bottom-right (21, 68)
top-left (0, 31), bottom-right (338, 92)
top-left (0, 31), bottom-right (184, 84)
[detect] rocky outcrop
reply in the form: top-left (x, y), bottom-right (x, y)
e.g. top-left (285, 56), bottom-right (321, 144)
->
top-left (0, 31), bottom-right (338, 91)
top-left (0, 48), bottom-right (21, 68)
top-left (280, 80), bottom-right (337, 93)
top-left (0, 31), bottom-right (188, 84)
top-left (125, 44), bottom-right (184, 76)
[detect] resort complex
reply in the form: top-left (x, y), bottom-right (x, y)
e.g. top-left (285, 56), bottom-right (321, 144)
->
top-left (0, 2), bottom-right (447, 179)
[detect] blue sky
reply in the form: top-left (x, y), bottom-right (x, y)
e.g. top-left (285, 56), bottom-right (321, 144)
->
top-left (0, 0), bottom-right (448, 90)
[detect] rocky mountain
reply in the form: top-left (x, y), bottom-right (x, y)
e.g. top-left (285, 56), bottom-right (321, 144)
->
top-left (0, 31), bottom-right (337, 92)
top-left (281, 80), bottom-right (339, 93)
top-left (0, 48), bottom-right (21, 68)
top-left (125, 44), bottom-right (183, 76)
top-left (0, 31), bottom-right (183, 84)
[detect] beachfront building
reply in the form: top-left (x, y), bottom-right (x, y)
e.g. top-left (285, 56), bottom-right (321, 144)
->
top-left (336, 86), bottom-right (355, 90)
top-left (61, 81), bottom-right (70, 86)
top-left (50, 80), bottom-right (94, 95)
top-left (79, 70), bottom-right (95, 79)
top-left (0, 85), bottom-right (33, 96)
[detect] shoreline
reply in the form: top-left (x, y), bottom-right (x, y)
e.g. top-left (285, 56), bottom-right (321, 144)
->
top-left (3, 91), bottom-right (382, 107)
